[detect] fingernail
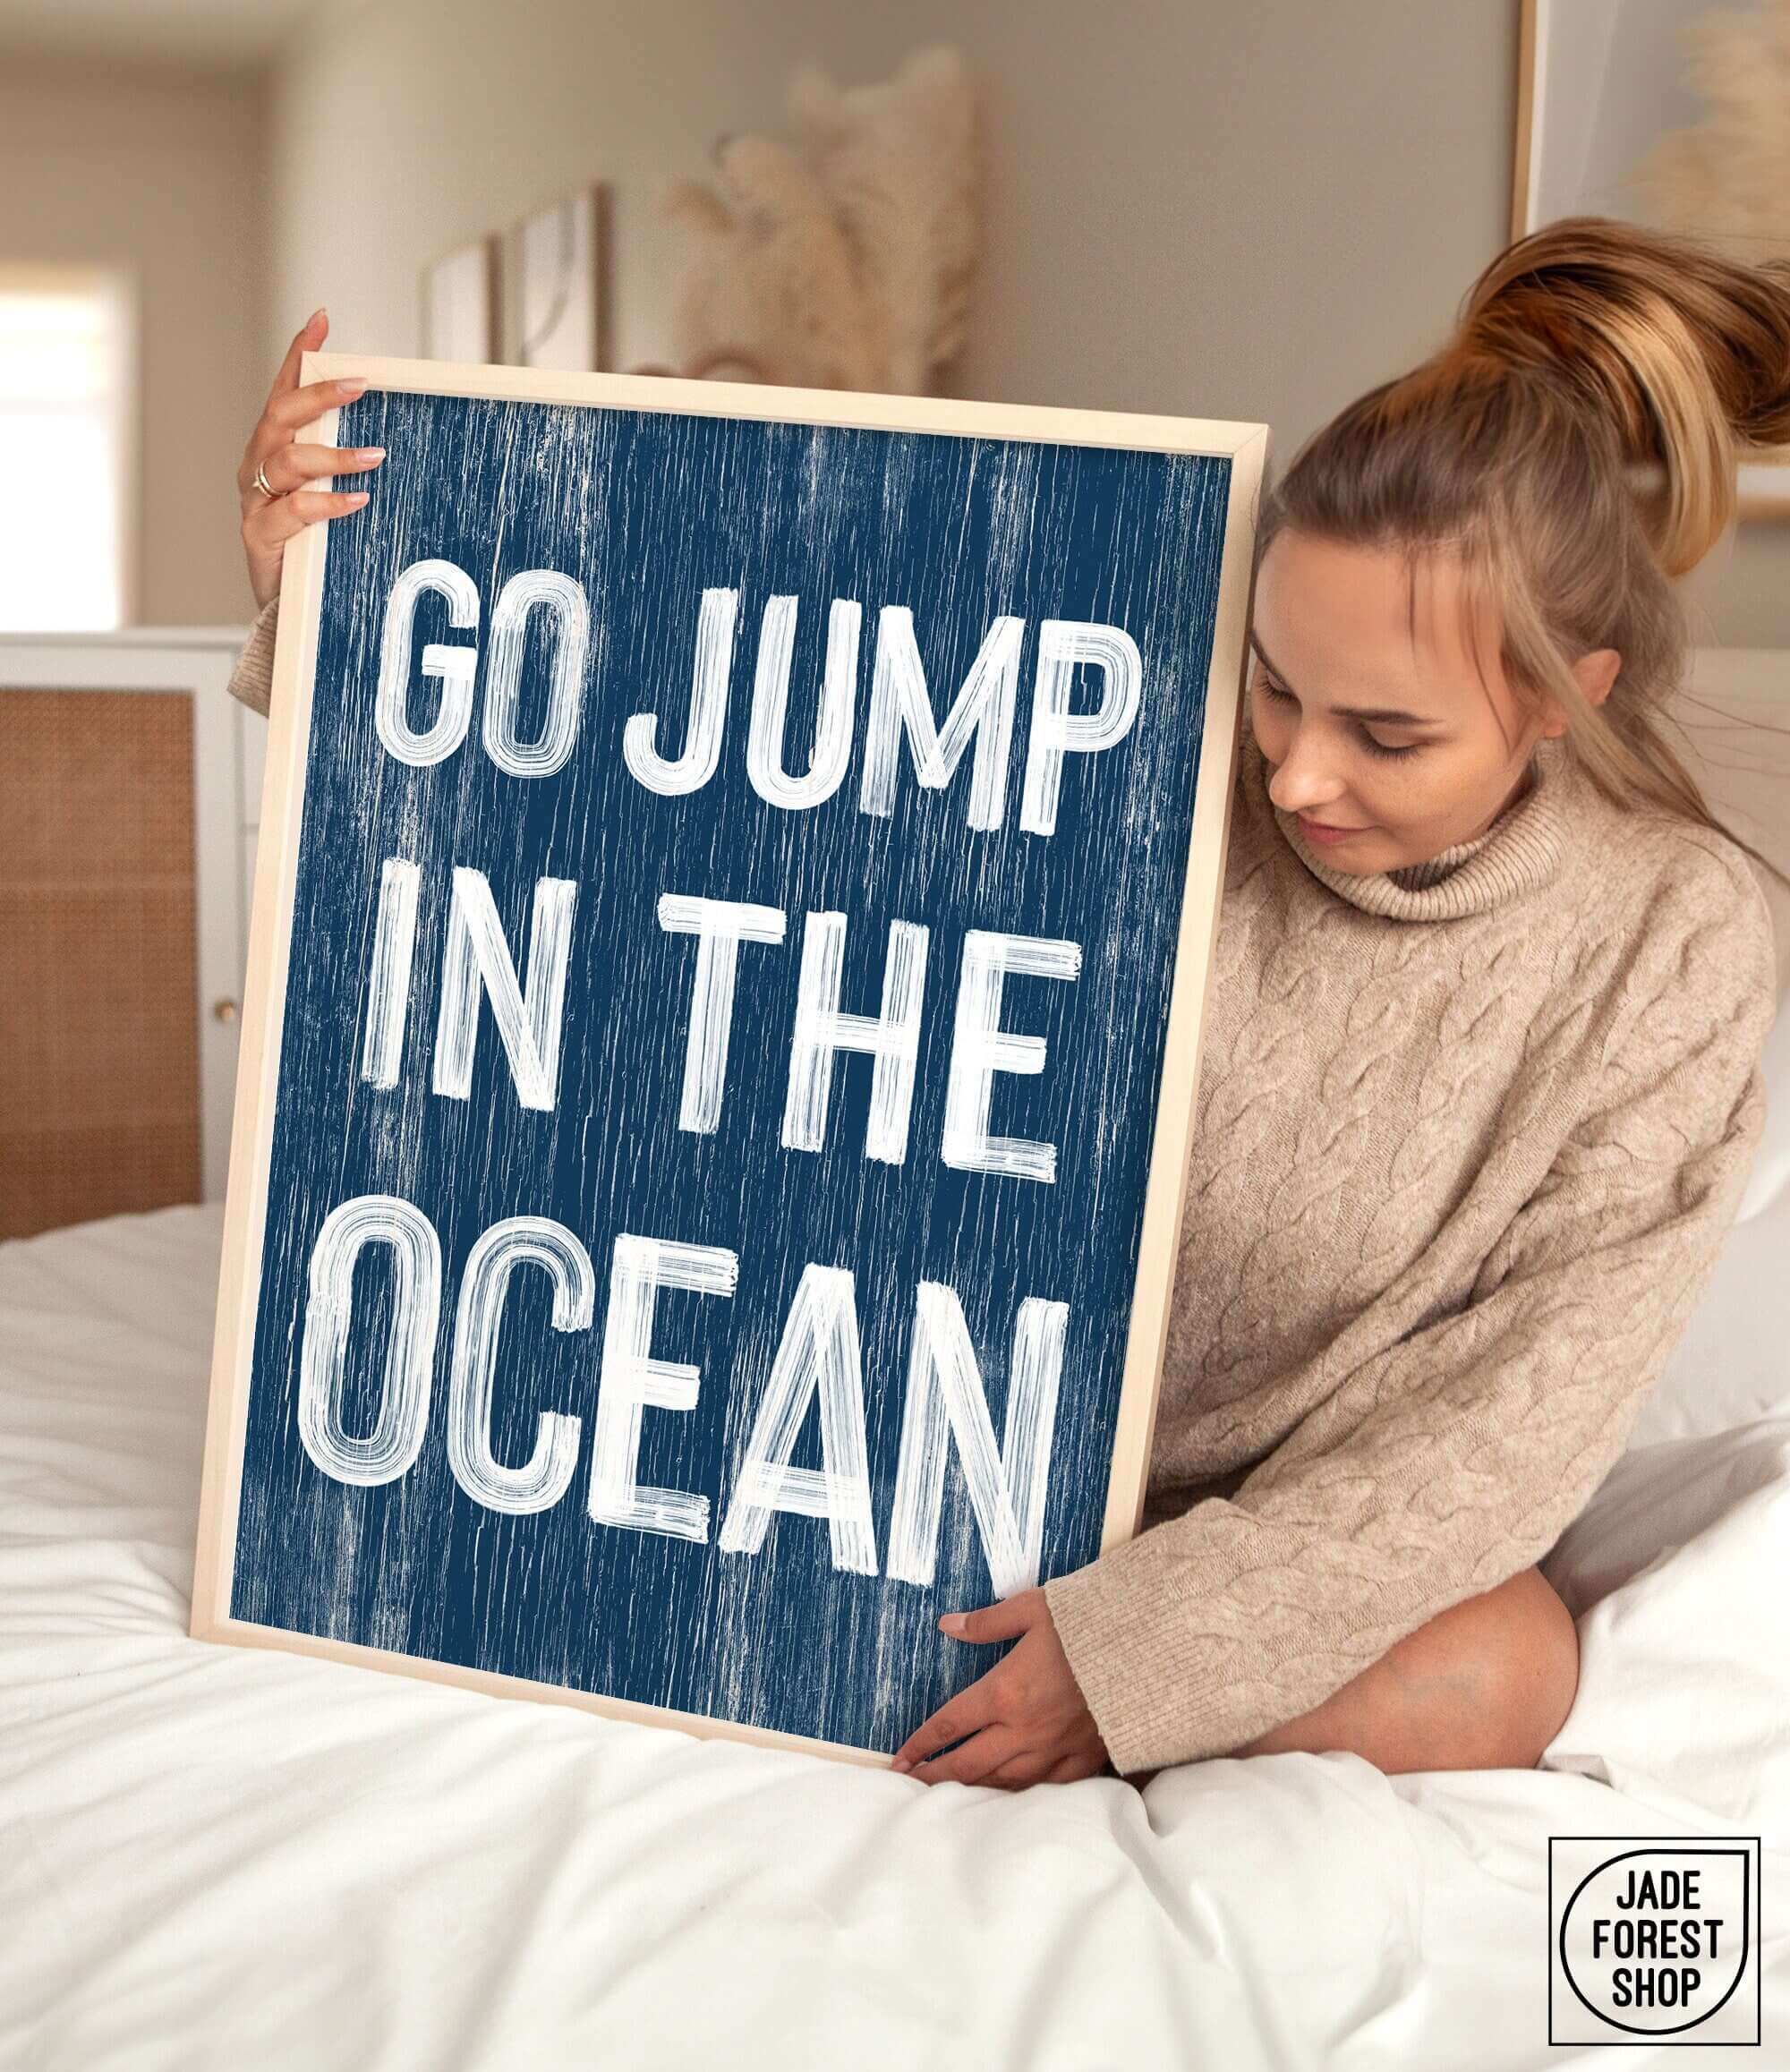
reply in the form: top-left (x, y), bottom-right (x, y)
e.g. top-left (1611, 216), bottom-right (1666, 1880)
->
top-left (891, 1756), bottom-right (912, 1773)
top-left (341, 378), bottom-right (369, 394)
top-left (940, 1613), bottom-right (963, 1633)
top-left (310, 305), bottom-right (327, 328)
top-left (358, 448), bottom-right (385, 462)
top-left (346, 491), bottom-right (369, 506)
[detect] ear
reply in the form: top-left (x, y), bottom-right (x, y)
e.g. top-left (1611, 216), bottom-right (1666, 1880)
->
top-left (1533, 647), bottom-right (1620, 738)
top-left (1571, 646), bottom-right (1622, 708)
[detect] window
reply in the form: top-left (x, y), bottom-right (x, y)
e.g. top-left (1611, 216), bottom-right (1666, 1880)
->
top-left (0, 264), bottom-right (134, 630)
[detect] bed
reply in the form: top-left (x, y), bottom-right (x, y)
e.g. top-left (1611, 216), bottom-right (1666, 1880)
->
top-left (3, 657), bottom-right (1786, 2068)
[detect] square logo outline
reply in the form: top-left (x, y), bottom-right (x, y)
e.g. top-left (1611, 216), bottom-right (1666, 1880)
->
top-left (1547, 1833), bottom-right (1763, 2048)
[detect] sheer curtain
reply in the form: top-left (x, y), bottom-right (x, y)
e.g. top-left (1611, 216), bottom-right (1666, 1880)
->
top-left (0, 264), bottom-right (133, 631)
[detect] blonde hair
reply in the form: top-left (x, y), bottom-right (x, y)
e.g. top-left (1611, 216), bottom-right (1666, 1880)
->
top-left (1254, 213), bottom-right (1790, 893)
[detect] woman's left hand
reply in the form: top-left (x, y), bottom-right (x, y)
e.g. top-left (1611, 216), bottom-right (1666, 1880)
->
top-left (890, 1587), bottom-right (1111, 1788)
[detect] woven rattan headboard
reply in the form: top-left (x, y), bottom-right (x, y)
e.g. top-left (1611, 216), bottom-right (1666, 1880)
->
top-left (0, 686), bottom-right (200, 1239)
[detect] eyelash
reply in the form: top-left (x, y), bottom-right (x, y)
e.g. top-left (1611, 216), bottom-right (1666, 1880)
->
top-left (1254, 677), bottom-right (1422, 761)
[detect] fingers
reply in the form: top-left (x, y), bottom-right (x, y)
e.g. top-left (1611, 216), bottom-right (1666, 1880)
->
top-left (243, 308), bottom-right (338, 476)
top-left (262, 307), bottom-right (326, 414)
top-left (907, 1723), bottom-right (1024, 1788)
top-left (938, 1588), bottom-right (1043, 1646)
top-left (248, 439), bottom-right (385, 504)
top-left (261, 374), bottom-right (370, 439)
top-left (979, 1748), bottom-right (1057, 1789)
top-left (239, 311), bottom-right (372, 610)
top-left (975, 1746), bottom-right (1107, 1791)
top-left (244, 484), bottom-right (371, 550)
top-left (898, 1736), bottom-right (1106, 1792)
top-left (240, 377), bottom-right (371, 498)
top-left (890, 1675), bottom-right (1003, 1773)
top-left (887, 1594), bottom-right (1043, 1775)
top-left (965, 1748), bottom-right (1102, 1798)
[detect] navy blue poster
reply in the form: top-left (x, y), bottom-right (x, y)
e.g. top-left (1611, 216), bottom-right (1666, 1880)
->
top-left (226, 381), bottom-right (1234, 1758)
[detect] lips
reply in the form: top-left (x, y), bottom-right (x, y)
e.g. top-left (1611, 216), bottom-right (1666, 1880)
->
top-left (1297, 814), bottom-right (1368, 836)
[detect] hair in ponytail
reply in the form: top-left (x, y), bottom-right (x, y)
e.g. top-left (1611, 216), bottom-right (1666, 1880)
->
top-left (1254, 213), bottom-right (1790, 894)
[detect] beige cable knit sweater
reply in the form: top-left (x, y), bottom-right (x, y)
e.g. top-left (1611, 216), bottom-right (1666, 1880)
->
top-left (226, 593), bottom-right (1779, 1777)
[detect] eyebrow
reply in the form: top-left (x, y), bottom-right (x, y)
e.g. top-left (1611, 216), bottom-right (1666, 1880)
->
top-left (1248, 634), bottom-right (1445, 728)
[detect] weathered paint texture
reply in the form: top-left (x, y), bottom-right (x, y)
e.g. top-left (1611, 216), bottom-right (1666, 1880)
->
top-left (230, 388), bottom-right (1232, 1754)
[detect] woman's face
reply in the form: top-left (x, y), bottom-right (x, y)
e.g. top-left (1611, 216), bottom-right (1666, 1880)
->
top-left (1247, 530), bottom-right (1612, 874)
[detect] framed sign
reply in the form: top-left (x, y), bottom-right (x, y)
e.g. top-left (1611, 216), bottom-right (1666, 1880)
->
top-left (192, 353), bottom-right (1266, 1767)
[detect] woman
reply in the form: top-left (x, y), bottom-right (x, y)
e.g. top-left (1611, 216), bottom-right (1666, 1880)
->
top-left (227, 217), bottom-right (1790, 1794)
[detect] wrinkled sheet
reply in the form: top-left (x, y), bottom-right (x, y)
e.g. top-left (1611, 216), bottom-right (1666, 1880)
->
top-left (2, 1204), bottom-right (1785, 2070)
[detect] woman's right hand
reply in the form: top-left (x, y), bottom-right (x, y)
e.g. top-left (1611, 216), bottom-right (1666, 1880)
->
top-left (236, 308), bottom-right (387, 611)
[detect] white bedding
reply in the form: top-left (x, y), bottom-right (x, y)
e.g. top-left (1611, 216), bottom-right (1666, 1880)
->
top-left (2, 1202), bottom-right (1785, 2069)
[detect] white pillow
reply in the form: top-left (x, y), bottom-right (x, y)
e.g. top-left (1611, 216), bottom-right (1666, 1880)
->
top-left (1675, 648), bottom-right (1790, 1002)
top-left (1735, 993), bottom-right (1790, 1225)
top-left (1541, 1415), bottom-right (1790, 1832)
top-left (1630, 651), bottom-right (1790, 1444)
top-left (1635, 1172), bottom-right (1790, 1444)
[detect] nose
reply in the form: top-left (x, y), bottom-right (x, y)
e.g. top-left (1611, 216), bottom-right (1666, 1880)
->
top-left (1263, 729), bottom-right (1350, 817)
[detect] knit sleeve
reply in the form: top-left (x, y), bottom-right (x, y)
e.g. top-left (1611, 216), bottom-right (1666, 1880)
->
top-left (226, 593), bottom-right (279, 718)
top-left (1043, 851), bottom-right (1780, 1778)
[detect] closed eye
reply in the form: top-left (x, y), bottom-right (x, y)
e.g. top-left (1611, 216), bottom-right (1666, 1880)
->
top-left (1253, 674), bottom-right (1423, 762)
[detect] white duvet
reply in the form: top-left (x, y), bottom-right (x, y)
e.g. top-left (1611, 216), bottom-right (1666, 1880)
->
top-left (1, 1202), bottom-right (1785, 2070)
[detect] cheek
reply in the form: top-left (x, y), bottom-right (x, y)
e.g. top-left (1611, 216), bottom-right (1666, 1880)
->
top-left (1351, 761), bottom-right (1424, 823)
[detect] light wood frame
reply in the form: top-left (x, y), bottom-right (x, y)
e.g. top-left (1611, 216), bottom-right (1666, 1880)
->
top-left (190, 350), bottom-right (1268, 1767)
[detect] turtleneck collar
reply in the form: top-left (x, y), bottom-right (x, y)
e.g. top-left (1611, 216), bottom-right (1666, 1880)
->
top-left (1244, 727), bottom-right (1576, 921)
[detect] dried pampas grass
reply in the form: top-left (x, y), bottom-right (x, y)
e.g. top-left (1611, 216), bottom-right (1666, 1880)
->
top-left (1638, 0), bottom-right (1790, 264)
top-left (655, 45), bottom-right (981, 394)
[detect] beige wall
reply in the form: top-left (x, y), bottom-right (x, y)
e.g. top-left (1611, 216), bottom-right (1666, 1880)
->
top-left (0, 54), bottom-right (267, 627)
top-left (261, 0), bottom-right (1785, 646)
top-left (4, 4), bottom-right (1778, 640)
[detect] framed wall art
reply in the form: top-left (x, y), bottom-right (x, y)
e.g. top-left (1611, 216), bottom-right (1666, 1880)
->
top-left (420, 235), bottom-right (500, 363)
top-left (1513, 0), bottom-right (1790, 518)
top-left (191, 352), bottom-right (1266, 1766)
top-left (501, 184), bottom-right (607, 371)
